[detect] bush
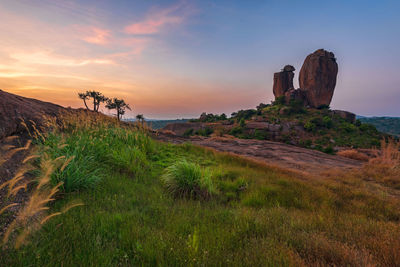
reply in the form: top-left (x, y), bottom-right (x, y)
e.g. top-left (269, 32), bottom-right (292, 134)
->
top-left (340, 122), bottom-right (357, 133)
top-left (322, 116), bottom-right (333, 128)
top-left (239, 118), bottom-right (246, 127)
top-left (229, 126), bottom-right (243, 136)
top-left (253, 129), bottom-right (269, 140)
top-left (161, 160), bottom-right (216, 199)
top-left (273, 96), bottom-right (286, 106)
top-left (195, 127), bottom-right (213, 136)
top-left (304, 121), bottom-right (316, 132)
top-left (183, 128), bottom-right (194, 137)
top-left (288, 100), bottom-right (306, 114)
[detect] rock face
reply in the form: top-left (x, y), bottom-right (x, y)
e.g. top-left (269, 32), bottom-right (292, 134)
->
top-left (299, 49), bottom-right (338, 108)
top-left (284, 88), bottom-right (307, 105)
top-left (333, 110), bottom-right (356, 123)
top-left (272, 65), bottom-right (295, 98)
top-left (0, 90), bottom-right (63, 139)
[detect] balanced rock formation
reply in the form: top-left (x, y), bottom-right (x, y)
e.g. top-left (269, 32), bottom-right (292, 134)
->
top-left (272, 65), bottom-right (295, 98)
top-left (299, 49), bottom-right (338, 108)
top-left (272, 49), bottom-right (338, 108)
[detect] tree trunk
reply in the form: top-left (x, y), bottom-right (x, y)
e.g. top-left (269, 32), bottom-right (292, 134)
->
top-left (83, 99), bottom-right (89, 110)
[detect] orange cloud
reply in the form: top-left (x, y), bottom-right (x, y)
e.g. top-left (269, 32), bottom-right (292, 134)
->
top-left (124, 2), bottom-right (187, 35)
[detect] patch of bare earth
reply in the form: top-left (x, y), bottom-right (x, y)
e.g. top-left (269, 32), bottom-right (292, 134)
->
top-left (154, 131), bottom-right (362, 176)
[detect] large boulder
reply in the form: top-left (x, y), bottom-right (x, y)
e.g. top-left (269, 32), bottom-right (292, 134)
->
top-left (299, 49), bottom-right (338, 108)
top-left (273, 65), bottom-right (295, 99)
top-left (0, 89), bottom-right (63, 139)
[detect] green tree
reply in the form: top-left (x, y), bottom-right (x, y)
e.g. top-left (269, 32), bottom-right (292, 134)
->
top-left (136, 114), bottom-right (144, 125)
top-left (78, 91), bottom-right (108, 112)
top-left (106, 98), bottom-right (131, 121)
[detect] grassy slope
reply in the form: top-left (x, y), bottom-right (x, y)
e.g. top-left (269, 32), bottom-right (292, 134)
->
top-left (1, 115), bottom-right (400, 266)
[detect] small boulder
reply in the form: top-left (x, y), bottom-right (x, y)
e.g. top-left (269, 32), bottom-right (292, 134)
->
top-left (332, 110), bottom-right (356, 123)
top-left (284, 88), bottom-right (308, 105)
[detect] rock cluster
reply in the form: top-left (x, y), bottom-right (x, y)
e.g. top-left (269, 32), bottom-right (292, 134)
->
top-left (273, 49), bottom-right (338, 108)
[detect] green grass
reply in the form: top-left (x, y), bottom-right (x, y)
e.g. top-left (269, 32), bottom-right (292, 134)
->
top-left (161, 160), bottom-right (215, 199)
top-left (1, 118), bottom-right (400, 266)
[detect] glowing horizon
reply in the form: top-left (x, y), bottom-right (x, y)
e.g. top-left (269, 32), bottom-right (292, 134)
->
top-left (0, 0), bottom-right (399, 119)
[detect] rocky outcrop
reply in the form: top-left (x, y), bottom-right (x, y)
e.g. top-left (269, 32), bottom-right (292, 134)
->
top-left (273, 65), bottom-right (295, 98)
top-left (299, 49), bottom-right (338, 108)
top-left (284, 88), bottom-right (308, 105)
top-left (0, 90), bottom-right (63, 139)
top-left (333, 110), bottom-right (356, 123)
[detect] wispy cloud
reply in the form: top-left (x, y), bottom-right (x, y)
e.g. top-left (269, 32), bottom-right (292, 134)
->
top-left (124, 2), bottom-right (189, 35)
top-left (10, 51), bottom-right (114, 67)
top-left (74, 26), bottom-right (111, 45)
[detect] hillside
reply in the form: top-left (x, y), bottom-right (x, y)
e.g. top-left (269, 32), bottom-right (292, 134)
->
top-left (358, 116), bottom-right (400, 136)
top-left (163, 102), bottom-right (385, 154)
top-left (1, 110), bottom-right (400, 266)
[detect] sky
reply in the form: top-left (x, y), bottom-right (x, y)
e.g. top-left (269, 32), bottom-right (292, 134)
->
top-left (0, 0), bottom-right (399, 119)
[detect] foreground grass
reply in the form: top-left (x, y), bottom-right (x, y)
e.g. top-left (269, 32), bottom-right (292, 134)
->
top-left (1, 115), bottom-right (400, 266)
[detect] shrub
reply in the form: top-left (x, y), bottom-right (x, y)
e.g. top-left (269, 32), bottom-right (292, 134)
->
top-left (359, 123), bottom-right (378, 134)
top-left (288, 100), bottom-right (306, 114)
top-left (339, 122), bottom-right (357, 133)
top-left (253, 129), bottom-right (269, 140)
top-left (195, 127), bottom-right (213, 136)
top-left (239, 118), bottom-right (246, 127)
top-left (161, 160), bottom-right (216, 199)
top-left (229, 126), bottom-right (243, 136)
top-left (273, 96), bottom-right (286, 106)
top-left (322, 116), bottom-right (333, 128)
top-left (304, 121), bottom-right (316, 132)
top-left (323, 145), bottom-right (335, 154)
top-left (183, 128), bottom-right (194, 137)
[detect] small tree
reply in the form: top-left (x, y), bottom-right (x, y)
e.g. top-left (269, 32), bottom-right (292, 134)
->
top-left (78, 91), bottom-right (108, 112)
top-left (136, 114), bottom-right (144, 125)
top-left (106, 98), bottom-right (131, 121)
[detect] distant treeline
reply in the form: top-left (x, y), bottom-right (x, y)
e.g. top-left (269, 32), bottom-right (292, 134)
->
top-left (358, 117), bottom-right (400, 136)
top-left (125, 119), bottom-right (189, 130)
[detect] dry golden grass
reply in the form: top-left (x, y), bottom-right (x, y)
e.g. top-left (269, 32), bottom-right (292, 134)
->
top-left (0, 125), bottom-right (83, 249)
top-left (337, 149), bottom-right (370, 161)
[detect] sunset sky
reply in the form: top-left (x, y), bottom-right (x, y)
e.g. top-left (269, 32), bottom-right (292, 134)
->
top-left (0, 0), bottom-right (399, 118)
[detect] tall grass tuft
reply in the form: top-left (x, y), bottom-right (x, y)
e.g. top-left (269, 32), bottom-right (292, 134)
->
top-left (35, 111), bottom-right (155, 191)
top-left (161, 160), bottom-right (216, 199)
top-left (0, 142), bottom-right (83, 249)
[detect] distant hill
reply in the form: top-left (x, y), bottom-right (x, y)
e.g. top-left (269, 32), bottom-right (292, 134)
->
top-left (124, 119), bottom-right (190, 130)
top-left (358, 117), bottom-right (400, 136)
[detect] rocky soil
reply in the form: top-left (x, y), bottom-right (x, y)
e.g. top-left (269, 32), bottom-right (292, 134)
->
top-left (155, 132), bottom-right (362, 176)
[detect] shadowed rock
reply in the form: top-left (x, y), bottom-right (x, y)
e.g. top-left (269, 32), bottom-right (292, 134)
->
top-left (333, 110), bottom-right (356, 123)
top-left (273, 65), bottom-right (295, 99)
top-left (284, 88), bottom-right (308, 105)
top-left (299, 49), bottom-right (338, 108)
top-left (0, 90), bottom-right (64, 139)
